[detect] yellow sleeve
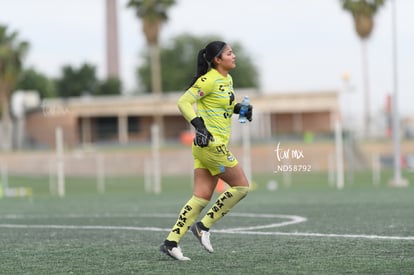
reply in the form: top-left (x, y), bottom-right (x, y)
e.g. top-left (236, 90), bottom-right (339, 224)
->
top-left (177, 90), bottom-right (197, 123)
top-left (177, 73), bottom-right (214, 123)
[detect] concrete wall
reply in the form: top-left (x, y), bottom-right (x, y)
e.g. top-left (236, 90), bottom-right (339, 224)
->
top-left (2, 141), bottom-right (414, 177)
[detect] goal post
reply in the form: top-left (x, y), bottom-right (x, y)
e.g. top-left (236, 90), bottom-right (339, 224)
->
top-left (55, 127), bottom-right (65, 197)
top-left (151, 124), bottom-right (161, 194)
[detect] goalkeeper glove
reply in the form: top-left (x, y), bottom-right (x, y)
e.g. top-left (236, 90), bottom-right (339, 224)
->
top-left (234, 103), bottom-right (253, 122)
top-left (191, 117), bottom-right (214, 147)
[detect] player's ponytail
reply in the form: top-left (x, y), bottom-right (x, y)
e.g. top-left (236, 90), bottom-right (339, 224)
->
top-left (196, 48), bottom-right (209, 78)
top-left (186, 41), bottom-right (226, 89)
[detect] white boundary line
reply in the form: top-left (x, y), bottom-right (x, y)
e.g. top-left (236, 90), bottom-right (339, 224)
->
top-left (1, 212), bottom-right (413, 241)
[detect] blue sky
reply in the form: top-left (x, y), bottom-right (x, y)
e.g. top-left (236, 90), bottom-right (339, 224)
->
top-left (1, 0), bottom-right (414, 128)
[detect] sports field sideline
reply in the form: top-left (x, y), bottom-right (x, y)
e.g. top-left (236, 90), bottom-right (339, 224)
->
top-left (0, 171), bottom-right (413, 274)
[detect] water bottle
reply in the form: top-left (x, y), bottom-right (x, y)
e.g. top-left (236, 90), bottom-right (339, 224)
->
top-left (238, 96), bottom-right (250, 124)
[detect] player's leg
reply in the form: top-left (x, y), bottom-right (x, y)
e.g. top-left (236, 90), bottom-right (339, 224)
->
top-left (192, 163), bottom-right (249, 252)
top-left (200, 163), bottom-right (249, 228)
top-left (160, 168), bottom-right (216, 260)
top-left (193, 168), bottom-right (219, 200)
top-left (160, 194), bottom-right (208, 260)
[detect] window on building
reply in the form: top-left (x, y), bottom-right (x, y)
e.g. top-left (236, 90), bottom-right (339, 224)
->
top-left (96, 117), bottom-right (118, 140)
top-left (128, 116), bottom-right (140, 133)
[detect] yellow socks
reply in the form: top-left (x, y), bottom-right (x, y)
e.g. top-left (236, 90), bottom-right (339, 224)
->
top-left (166, 186), bottom-right (249, 244)
top-left (201, 186), bottom-right (249, 229)
top-left (166, 195), bottom-right (209, 243)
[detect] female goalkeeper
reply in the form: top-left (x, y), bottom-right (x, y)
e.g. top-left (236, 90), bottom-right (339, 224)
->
top-left (160, 41), bottom-right (253, 261)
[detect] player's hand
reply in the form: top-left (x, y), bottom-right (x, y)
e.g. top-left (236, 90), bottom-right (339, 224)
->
top-left (234, 103), bottom-right (253, 122)
top-left (191, 117), bottom-right (214, 147)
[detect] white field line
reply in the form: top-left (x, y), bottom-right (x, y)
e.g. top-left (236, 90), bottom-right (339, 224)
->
top-left (0, 213), bottom-right (306, 231)
top-left (0, 213), bottom-right (178, 219)
top-left (0, 224), bottom-right (168, 232)
top-left (219, 213), bottom-right (307, 231)
top-left (1, 212), bottom-right (413, 241)
top-left (0, 223), bottom-right (413, 241)
top-left (217, 230), bottom-right (414, 241)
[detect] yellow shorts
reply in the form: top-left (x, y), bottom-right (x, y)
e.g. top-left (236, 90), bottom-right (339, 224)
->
top-left (192, 143), bottom-right (238, 176)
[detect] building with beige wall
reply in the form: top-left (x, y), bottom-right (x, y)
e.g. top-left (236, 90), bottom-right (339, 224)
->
top-left (24, 90), bottom-right (339, 148)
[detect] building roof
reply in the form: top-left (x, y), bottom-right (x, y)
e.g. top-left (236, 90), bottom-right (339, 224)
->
top-left (32, 89), bottom-right (339, 117)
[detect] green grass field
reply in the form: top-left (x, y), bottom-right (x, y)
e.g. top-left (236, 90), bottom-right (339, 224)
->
top-left (1, 170), bottom-right (414, 274)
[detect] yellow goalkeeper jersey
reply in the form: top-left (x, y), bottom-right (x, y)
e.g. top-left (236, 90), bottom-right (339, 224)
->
top-left (178, 68), bottom-right (236, 146)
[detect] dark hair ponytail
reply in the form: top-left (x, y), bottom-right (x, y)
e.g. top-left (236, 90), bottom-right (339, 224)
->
top-left (186, 41), bottom-right (226, 89)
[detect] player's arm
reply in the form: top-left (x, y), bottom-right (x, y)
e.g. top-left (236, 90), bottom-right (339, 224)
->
top-left (177, 89), bottom-right (197, 122)
top-left (177, 75), bottom-right (213, 122)
top-left (177, 78), bottom-right (214, 147)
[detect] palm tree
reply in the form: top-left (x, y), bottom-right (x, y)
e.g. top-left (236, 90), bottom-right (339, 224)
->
top-left (341, 0), bottom-right (385, 137)
top-left (0, 25), bottom-right (29, 151)
top-left (127, 0), bottom-right (176, 94)
top-left (127, 0), bottom-right (176, 142)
